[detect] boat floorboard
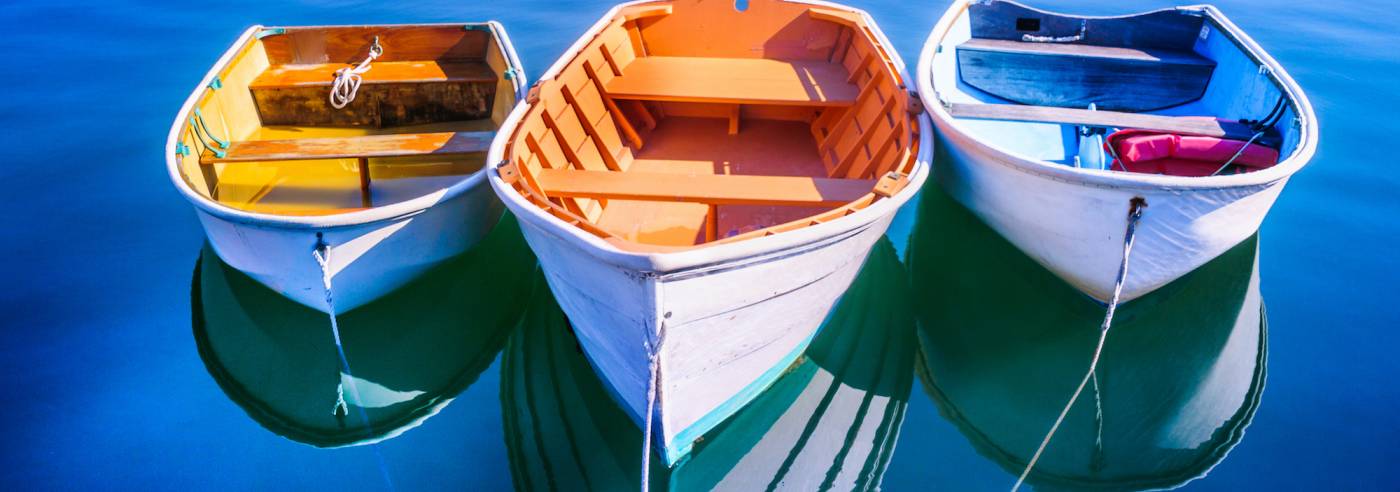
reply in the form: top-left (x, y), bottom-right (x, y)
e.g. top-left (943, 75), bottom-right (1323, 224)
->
top-left (594, 118), bottom-right (833, 246)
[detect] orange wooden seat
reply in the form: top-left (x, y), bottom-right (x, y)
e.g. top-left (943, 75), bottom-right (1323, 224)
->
top-left (249, 61), bottom-right (496, 89)
top-left (533, 168), bottom-right (874, 207)
top-left (199, 131), bottom-right (494, 164)
top-left (604, 57), bottom-right (858, 107)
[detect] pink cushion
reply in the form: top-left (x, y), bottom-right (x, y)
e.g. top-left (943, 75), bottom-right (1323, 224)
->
top-left (1106, 126), bottom-right (1279, 177)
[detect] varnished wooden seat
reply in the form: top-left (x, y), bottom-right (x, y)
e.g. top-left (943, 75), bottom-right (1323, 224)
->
top-left (202, 131), bottom-right (493, 208)
top-left (248, 60), bottom-right (499, 127)
top-left (526, 168), bottom-right (874, 207)
top-left (199, 131), bottom-right (494, 164)
top-left (249, 61), bottom-right (496, 89)
top-left (604, 57), bottom-right (858, 107)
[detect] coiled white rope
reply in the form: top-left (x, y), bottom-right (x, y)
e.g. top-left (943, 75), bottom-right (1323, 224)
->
top-left (1012, 198), bottom-right (1147, 492)
top-left (330, 37), bottom-right (384, 109)
top-left (1024, 20), bottom-right (1087, 43)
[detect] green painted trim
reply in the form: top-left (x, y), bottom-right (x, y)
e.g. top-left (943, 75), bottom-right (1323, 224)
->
top-left (660, 325), bottom-right (824, 466)
top-left (255, 28), bottom-right (285, 39)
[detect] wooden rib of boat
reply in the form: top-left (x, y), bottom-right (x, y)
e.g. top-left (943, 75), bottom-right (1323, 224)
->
top-left (916, 0), bottom-right (1317, 301)
top-left (191, 219), bottom-right (536, 447)
top-left (167, 23), bottom-right (526, 313)
top-left (485, 0), bottom-right (930, 466)
top-left (502, 238), bottom-right (915, 488)
top-left (909, 188), bottom-right (1266, 489)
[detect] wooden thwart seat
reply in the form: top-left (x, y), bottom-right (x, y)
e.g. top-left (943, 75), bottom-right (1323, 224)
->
top-left (199, 131), bottom-right (494, 164)
top-left (947, 103), bottom-right (1258, 140)
top-left (956, 38), bottom-right (1215, 112)
top-left (249, 61), bottom-right (495, 89)
top-left (203, 131), bottom-right (492, 208)
top-left (604, 57), bottom-right (858, 107)
top-left (534, 169), bottom-right (874, 207)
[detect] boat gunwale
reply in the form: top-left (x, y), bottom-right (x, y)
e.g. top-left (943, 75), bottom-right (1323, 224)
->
top-left (916, 0), bottom-right (1319, 193)
top-left (485, 0), bottom-right (931, 269)
top-left (164, 21), bottom-right (528, 230)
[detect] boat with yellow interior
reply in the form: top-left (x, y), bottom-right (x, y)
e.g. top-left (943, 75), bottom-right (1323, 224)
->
top-left (167, 23), bottom-right (525, 313)
top-left (486, 0), bottom-right (930, 466)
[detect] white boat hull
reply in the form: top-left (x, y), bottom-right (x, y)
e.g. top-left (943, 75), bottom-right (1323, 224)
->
top-left (196, 183), bottom-right (503, 313)
top-left (916, 0), bottom-right (1318, 302)
top-left (167, 22), bottom-right (528, 314)
top-left (487, 0), bottom-right (932, 465)
top-left (510, 198), bottom-right (912, 465)
top-left (932, 128), bottom-right (1285, 302)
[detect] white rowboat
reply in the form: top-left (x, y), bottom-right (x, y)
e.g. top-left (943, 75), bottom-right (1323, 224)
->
top-left (487, 0), bottom-right (929, 465)
top-left (916, 0), bottom-right (1317, 301)
top-left (167, 23), bottom-right (527, 313)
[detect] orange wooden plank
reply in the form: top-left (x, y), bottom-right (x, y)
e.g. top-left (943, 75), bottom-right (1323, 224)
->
top-left (250, 61), bottom-right (495, 89)
top-left (807, 7), bottom-right (865, 29)
top-left (818, 69), bottom-right (887, 154)
top-left (560, 84), bottom-right (623, 171)
top-left (605, 57), bottom-right (857, 107)
top-left (584, 61), bottom-right (644, 149)
top-left (200, 131), bottom-right (493, 163)
top-left (621, 4), bottom-right (672, 22)
top-left (535, 169), bottom-right (874, 207)
top-left (259, 25), bottom-right (490, 64)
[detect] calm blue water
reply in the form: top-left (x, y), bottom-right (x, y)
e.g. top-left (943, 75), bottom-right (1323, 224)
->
top-left (2, 0), bottom-right (1396, 489)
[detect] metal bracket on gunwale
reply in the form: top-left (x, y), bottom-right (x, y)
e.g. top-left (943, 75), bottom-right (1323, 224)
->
top-left (256, 28), bottom-right (285, 39)
top-left (465, 24), bottom-right (492, 32)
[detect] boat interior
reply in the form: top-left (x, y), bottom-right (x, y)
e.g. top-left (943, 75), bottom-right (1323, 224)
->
top-left (499, 0), bottom-right (920, 249)
top-left (172, 24), bottom-right (519, 215)
top-left (930, 0), bottom-right (1303, 177)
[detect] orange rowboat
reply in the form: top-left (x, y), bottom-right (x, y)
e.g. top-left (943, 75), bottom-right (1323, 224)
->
top-left (486, 0), bottom-right (930, 465)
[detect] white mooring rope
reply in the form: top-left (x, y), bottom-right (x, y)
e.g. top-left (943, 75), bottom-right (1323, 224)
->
top-left (640, 326), bottom-right (666, 492)
top-left (1012, 198), bottom-right (1147, 492)
top-left (329, 37), bottom-right (384, 109)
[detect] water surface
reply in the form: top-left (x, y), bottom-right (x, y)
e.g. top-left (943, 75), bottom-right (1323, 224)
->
top-left (1, 0), bottom-right (1395, 489)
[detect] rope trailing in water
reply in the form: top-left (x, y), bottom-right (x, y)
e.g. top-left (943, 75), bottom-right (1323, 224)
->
top-left (312, 239), bottom-right (357, 417)
top-left (311, 238), bottom-right (398, 491)
top-left (330, 36), bottom-right (383, 109)
top-left (1012, 198), bottom-right (1147, 492)
top-left (640, 326), bottom-right (665, 492)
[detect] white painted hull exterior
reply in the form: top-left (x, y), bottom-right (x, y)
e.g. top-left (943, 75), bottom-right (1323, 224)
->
top-left (192, 183), bottom-right (503, 313)
top-left (486, 1), bottom-right (931, 465)
top-left (916, 1), bottom-right (1318, 302)
top-left (166, 23), bottom-right (527, 314)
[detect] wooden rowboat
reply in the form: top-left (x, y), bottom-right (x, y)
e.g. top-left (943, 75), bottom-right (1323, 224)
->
top-left (167, 23), bottom-right (526, 313)
top-left (486, 0), bottom-right (930, 466)
top-left (916, 0), bottom-right (1317, 301)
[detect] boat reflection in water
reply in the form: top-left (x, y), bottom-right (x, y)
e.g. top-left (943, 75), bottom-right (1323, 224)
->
top-left (191, 218), bottom-right (536, 447)
top-left (502, 238), bottom-right (916, 490)
top-left (909, 186), bottom-right (1266, 490)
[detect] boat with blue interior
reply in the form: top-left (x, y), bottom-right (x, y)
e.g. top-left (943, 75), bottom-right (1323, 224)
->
top-left (916, 0), bottom-right (1316, 301)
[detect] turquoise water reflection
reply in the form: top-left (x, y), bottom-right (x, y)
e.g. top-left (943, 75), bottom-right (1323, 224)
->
top-left (909, 187), bottom-right (1265, 490)
top-left (193, 218), bottom-right (536, 447)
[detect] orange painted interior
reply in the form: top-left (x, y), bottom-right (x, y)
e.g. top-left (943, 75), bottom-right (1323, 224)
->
top-left (502, 0), bottom-right (920, 250)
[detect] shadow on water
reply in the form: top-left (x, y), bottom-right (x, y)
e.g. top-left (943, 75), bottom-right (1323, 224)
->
top-left (908, 185), bottom-right (1267, 491)
top-left (501, 237), bottom-right (917, 491)
top-left (191, 217), bottom-right (537, 447)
